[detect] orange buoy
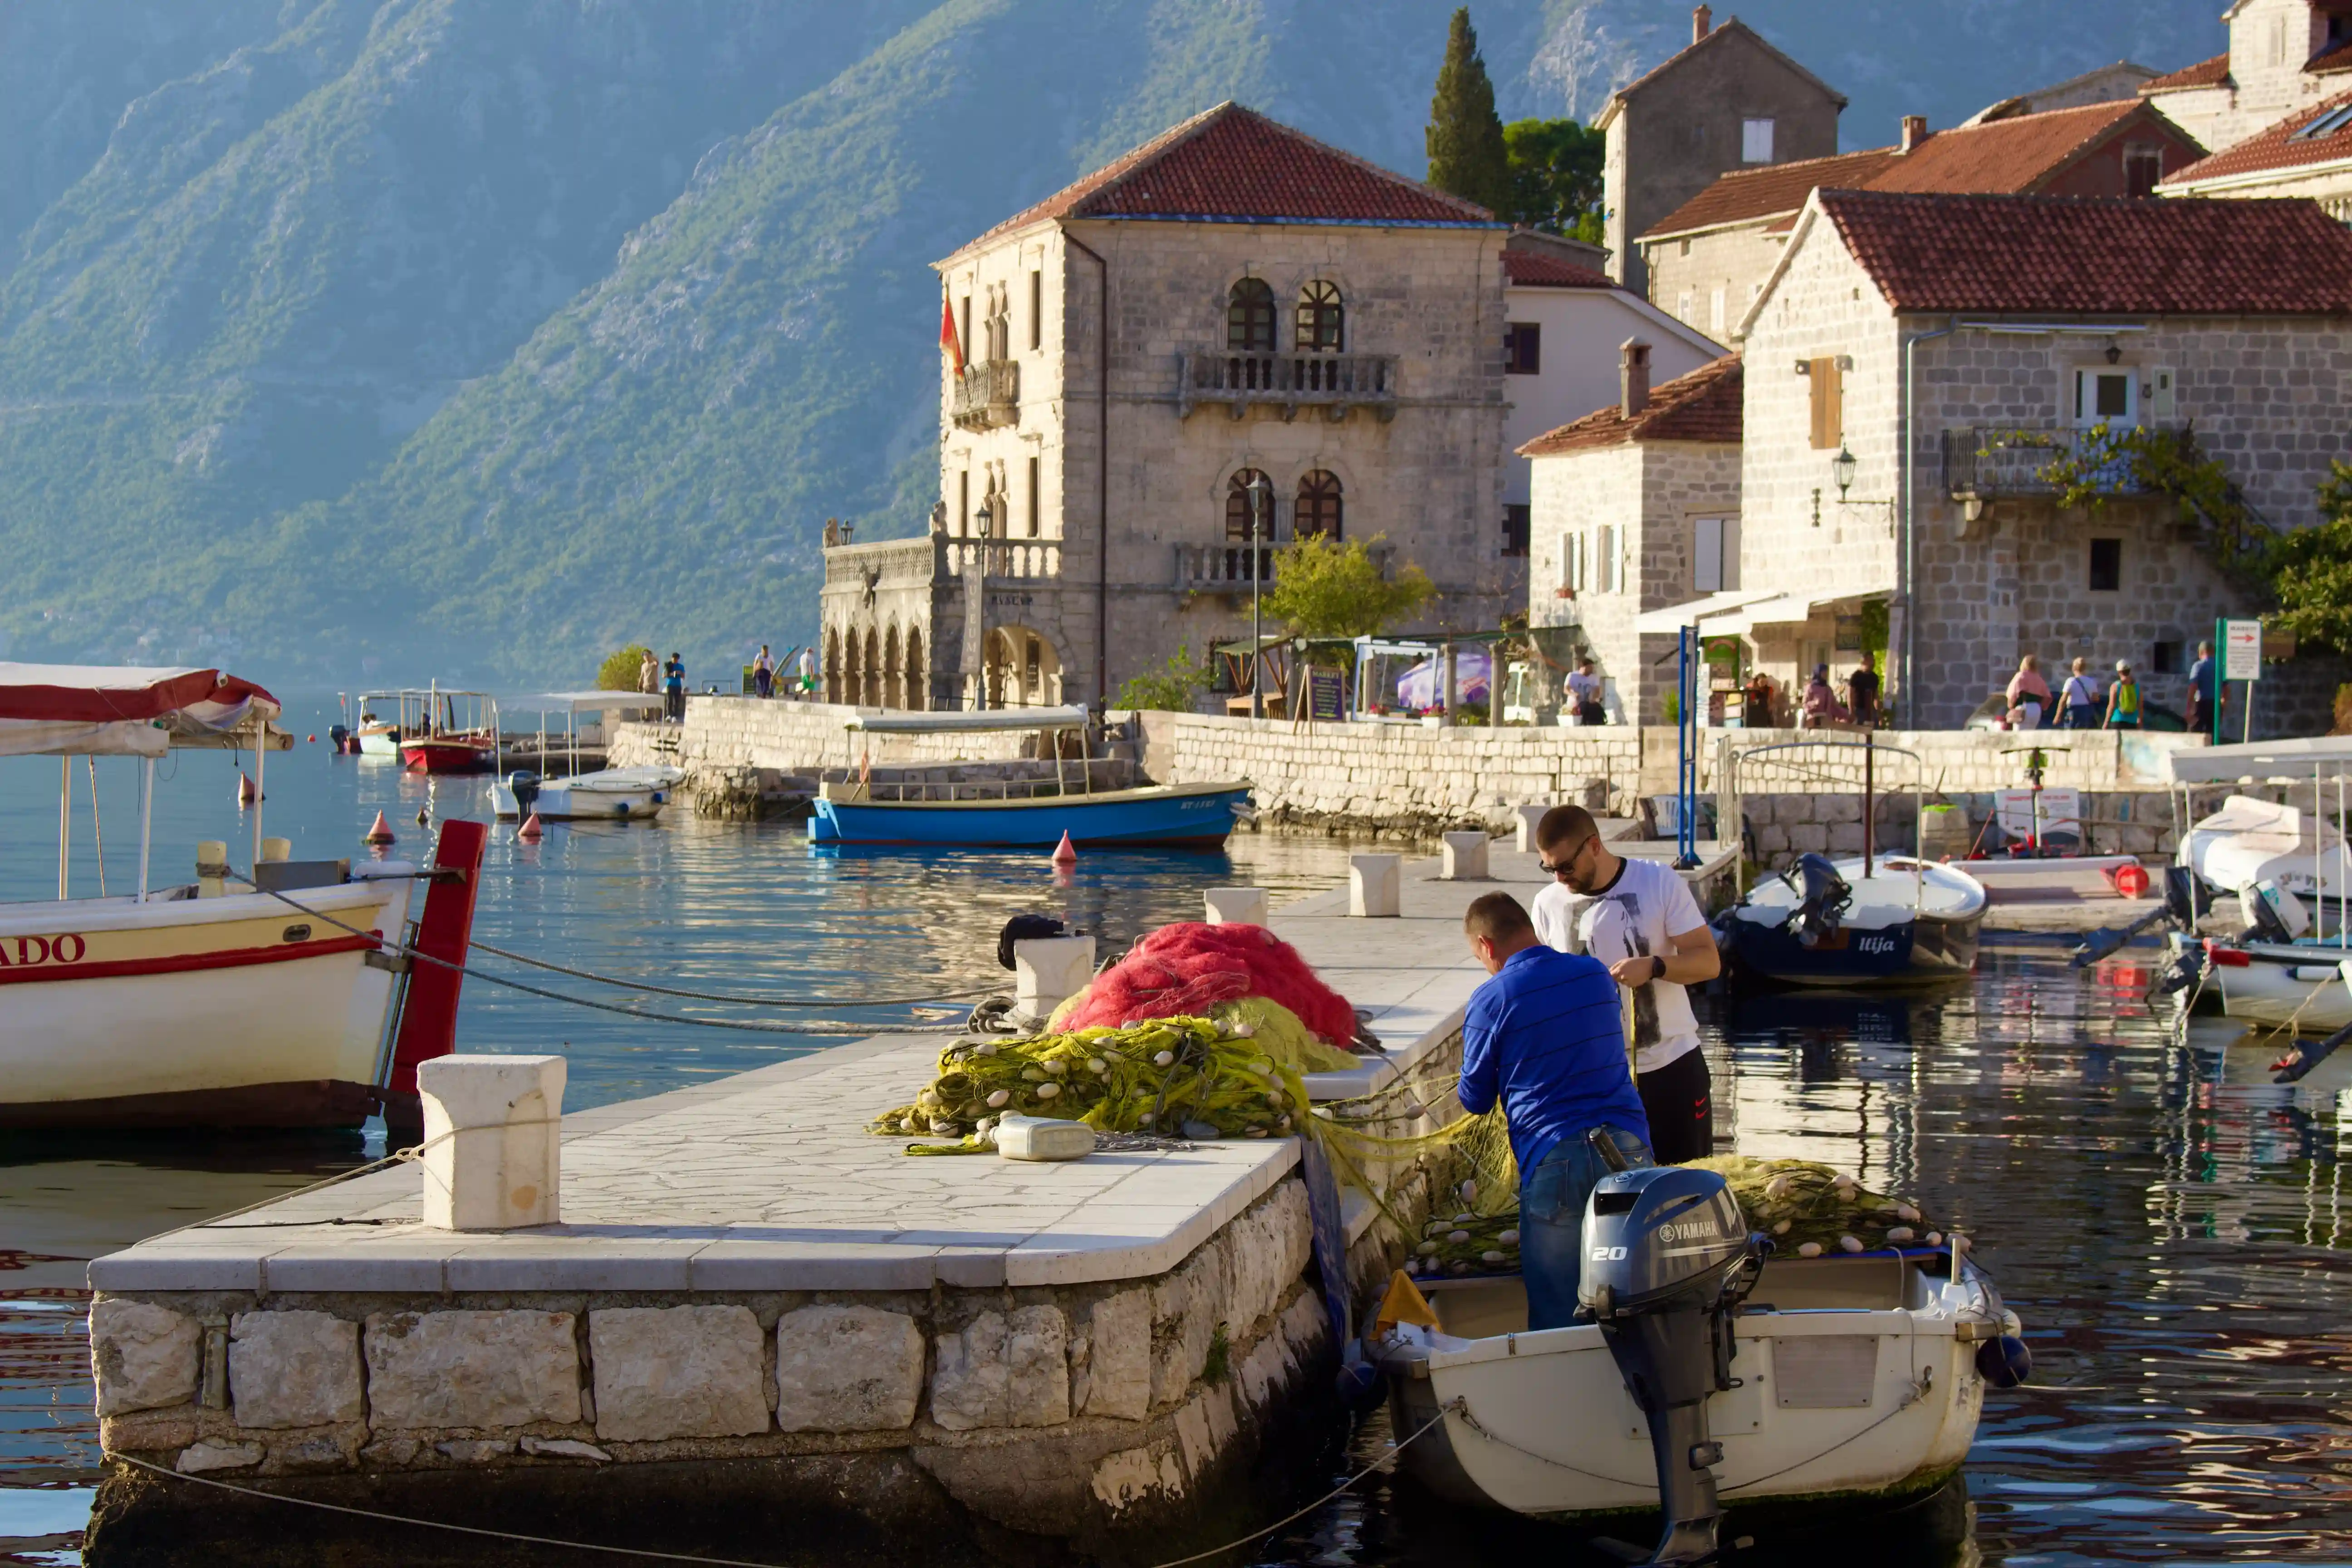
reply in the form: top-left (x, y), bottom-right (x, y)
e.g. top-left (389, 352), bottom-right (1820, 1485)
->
top-left (518, 812), bottom-right (544, 842)
top-left (2114, 862), bottom-right (2151, 899)
top-left (1050, 829), bottom-right (1077, 866)
top-left (306, 734), bottom-right (317, 743)
top-left (236, 772), bottom-right (257, 806)
top-left (363, 810), bottom-right (396, 846)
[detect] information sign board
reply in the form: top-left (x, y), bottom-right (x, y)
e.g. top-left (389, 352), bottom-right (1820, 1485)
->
top-left (1307, 667), bottom-right (1346, 722)
top-left (2222, 619), bottom-right (2264, 682)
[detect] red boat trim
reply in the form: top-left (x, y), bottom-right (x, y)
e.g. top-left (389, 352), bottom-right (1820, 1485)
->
top-left (0, 931), bottom-right (379, 985)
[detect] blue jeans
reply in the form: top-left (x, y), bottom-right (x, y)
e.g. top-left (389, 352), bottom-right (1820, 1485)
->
top-left (1519, 1127), bottom-right (1654, 1332)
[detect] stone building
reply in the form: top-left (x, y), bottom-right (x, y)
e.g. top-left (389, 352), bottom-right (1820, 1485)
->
top-left (818, 102), bottom-right (1519, 711)
top-left (1963, 62), bottom-right (2164, 125)
top-left (1641, 100), bottom-right (2208, 341)
top-left (1595, 7), bottom-right (1844, 298)
top-left (1520, 350), bottom-right (1744, 724)
top-left (2138, 0), bottom-right (2352, 154)
top-left (1653, 187), bottom-right (2352, 730)
top-left (1497, 234), bottom-right (1722, 543)
top-left (2159, 82), bottom-right (2352, 218)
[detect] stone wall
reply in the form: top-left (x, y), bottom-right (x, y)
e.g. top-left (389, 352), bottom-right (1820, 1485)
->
top-left (90, 1181), bottom-right (1334, 1558)
top-left (1644, 220), bottom-right (1789, 341)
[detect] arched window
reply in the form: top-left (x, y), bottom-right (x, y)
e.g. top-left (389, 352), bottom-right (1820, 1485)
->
top-left (825, 628), bottom-right (842, 704)
top-left (1296, 281), bottom-right (1343, 352)
top-left (904, 628), bottom-right (926, 711)
top-left (1296, 470), bottom-right (1343, 540)
top-left (865, 627), bottom-right (881, 708)
top-left (1227, 279), bottom-right (1275, 352)
top-left (843, 628), bottom-right (862, 706)
top-left (1225, 469), bottom-right (1272, 542)
top-left (882, 625), bottom-right (902, 710)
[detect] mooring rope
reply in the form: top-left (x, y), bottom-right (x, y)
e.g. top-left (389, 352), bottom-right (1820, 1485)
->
top-left (463, 935), bottom-right (996, 1009)
top-left (231, 873), bottom-right (967, 1036)
top-left (114, 1401), bottom-right (1462, 1568)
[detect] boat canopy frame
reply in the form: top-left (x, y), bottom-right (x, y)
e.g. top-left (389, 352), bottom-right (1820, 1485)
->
top-left (834, 706), bottom-right (1102, 803)
top-left (503, 690), bottom-right (669, 779)
top-left (1723, 735), bottom-right (1926, 904)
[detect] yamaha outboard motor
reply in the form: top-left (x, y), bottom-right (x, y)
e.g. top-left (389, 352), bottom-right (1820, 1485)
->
top-left (505, 769), bottom-right (543, 812)
top-left (2240, 878), bottom-right (2309, 946)
top-left (1580, 1166), bottom-right (1768, 1567)
top-left (1784, 852), bottom-right (1852, 949)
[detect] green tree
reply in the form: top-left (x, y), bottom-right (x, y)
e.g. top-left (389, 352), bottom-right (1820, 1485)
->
top-left (596, 644), bottom-right (653, 691)
top-left (1502, 117), bottom-right (1606, 241)
top-left (1115, 642), bottom-right (1213, 711)
top-left (1425, 9), bottom-right (1511, 215)
top-left (1263, 534), bottom-right (1436, 641)
top-left (2263, 462), bottom-right (2352, 653)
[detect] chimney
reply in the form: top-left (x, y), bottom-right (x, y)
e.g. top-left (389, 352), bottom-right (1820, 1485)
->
top-left (1692, 5), bottom-right (1712, 44)
top-left (1901, 115), bottom-right (1929, 153)
top-left (1620, 339), bottom-right (1653, 419)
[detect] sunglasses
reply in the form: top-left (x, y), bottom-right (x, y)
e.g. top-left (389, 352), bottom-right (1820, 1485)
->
top-left (1538, 838), bottom-right (1595, 878)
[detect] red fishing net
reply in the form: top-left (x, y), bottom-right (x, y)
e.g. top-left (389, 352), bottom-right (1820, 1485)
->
top-left (1062, 922), bottom-right (1361, 1048)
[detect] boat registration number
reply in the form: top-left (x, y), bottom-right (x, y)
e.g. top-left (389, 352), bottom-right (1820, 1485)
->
top-left (0, 934), bottom-right (88, 968)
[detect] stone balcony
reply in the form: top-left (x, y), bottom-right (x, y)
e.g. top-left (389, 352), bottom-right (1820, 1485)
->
top-left (1173, 540), bottom-right (1391, 593)
top-left (946, 538), bottom-right (1060, 580)
top-left (1939, 423), bottom-right (2186, 500)
top-left (1176, 350), bottom-right (1398, 422)
top-left (950, 359), bottom-right (1020, 431)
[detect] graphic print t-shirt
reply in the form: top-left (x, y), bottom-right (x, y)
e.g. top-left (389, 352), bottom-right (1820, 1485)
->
top-left (1532, 856), bottom-right (1705, 1074)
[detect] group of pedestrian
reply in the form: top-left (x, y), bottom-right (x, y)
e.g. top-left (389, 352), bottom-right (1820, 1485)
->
top-left (2004, 650), bottom-right (2155, 730)
top-left (1798, 656), bottom-right (1881, 730)
top-left (1457, 805), bottom-right (1720, 1330)
top-left (637, 648), bottom-right (688, 721)
top-left (747, 643), bottom-right (819, 701)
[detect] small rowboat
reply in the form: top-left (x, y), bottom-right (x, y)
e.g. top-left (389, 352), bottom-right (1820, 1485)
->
top-left (804, 706), bottom-right (1252, 848)
top-left (1720, 855), bottom-right (1986, 986)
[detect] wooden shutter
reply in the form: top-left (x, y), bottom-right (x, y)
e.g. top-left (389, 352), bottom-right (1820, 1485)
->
top-left (1808, 357), bottom-right (1842, 450)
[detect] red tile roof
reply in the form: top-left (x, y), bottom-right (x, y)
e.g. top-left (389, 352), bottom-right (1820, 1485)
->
top-left (2166, 85), bottom-right (2352, 183)
top-left (1642, 100), bottom-right (2200, 239)
top-left (2140, 52), bottom-right (2230, 93)
top-left (2310, 37), bottom-right (2352, 74)
top-left (1502, 250), bottom-right (1615, 288)
top-left (1518, 355), bottom-right (1744, 456)
top-left (1866, 100), bottom-right (2183, 191)
top-left (948, 103), bottom-right (1496, 259)
top-left (1642, 149), bottom-right (1901, 239)
top-left (1815, 189), bottom-right (2352, 315)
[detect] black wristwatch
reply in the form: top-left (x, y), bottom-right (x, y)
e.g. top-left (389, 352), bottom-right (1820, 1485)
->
top-left (1651, 955), bottom-right (1667, 981)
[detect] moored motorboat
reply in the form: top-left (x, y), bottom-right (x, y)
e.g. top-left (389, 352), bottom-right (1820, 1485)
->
top-left (1719, 854), bottom-right (1985, 985)
top-left (493, 764), bottom-right (684, 822)
top-left (0, 662), bottom-right (480, 1130)
top-left (805, 706), bottom-right (1252, 848)
top-left (394, 683), bottom-right (500, 774)
top-left (2177, 794), bottom-right (2352, 900)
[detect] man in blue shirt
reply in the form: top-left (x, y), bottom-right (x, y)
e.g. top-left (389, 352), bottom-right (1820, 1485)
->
top-left (2185, 639), bottom-right (2219, 737)
top-left (1456, 891), bottom-right (1653, 1330)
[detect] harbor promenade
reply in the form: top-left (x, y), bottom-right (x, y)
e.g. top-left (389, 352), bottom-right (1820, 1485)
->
top-left (83, 840), bottom-right (1724, 1561)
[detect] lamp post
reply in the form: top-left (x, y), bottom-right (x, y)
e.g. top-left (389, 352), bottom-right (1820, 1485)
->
top-left (973, 500), bottom-right (995, 709)
top-left (1249, 472), bottom-right (1274, 719)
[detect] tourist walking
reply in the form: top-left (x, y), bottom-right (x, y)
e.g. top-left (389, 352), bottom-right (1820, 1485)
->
top-left (2007, 654), bottom-right (2051, 730)
top-left (2186, 640), bottom-right (2219, 735)
top-left (1801, 663), bottom-right (1848, 728)
top-left (1847, 655), bottom-right (1880, 728)
top-left (663, 652), bottom-right (686, 723)
top-left (1530, 805), bottom-right (1720, 1168)
top-left (637, 647), bottom-right (659, 697)
top-left (2057, 657), bottom-right (2101, 730)
top-left (753, 644), bottom-right (775, 700)
top-left (1565, 658), bottom-right (1605, 725)
top-left (1455, 890), bottom-right (1651, 1332)
top-left (2104, 660), bottom-right (2141, 729)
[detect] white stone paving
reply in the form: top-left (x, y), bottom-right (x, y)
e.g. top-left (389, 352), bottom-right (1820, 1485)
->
top-left (88, 841), bottom-right (1608, 1297)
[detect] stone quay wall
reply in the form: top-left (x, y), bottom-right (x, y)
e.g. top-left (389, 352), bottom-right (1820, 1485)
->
top-left (1135, 710), bottom-right (2208, 841)
top-left (90, 1181), bottom-right (1332, 1553)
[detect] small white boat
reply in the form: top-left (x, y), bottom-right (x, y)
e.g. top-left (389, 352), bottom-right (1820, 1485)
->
top-left (2178, 795), bottom-right (2352, 900)
top-left (1720, 855), bottom-right (1986, 985)
top-left (0, 663), bottom-right (480, 1129)
top-left (1376, 1250), bottom-right (2011, 1522)
top-left (492, 765), bottom-right (683, 822)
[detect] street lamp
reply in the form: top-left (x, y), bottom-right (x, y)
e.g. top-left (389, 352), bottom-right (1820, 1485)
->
top-left (1832, 443), bottom-right (1858, 500)
top-left (1248, 472), bottom-right (1274, 719)
top-left (975, 500), bottom-right (994, 539)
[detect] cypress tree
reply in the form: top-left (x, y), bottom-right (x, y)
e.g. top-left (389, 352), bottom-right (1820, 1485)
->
top-left (1426, 9), bottom-right (1511, 216)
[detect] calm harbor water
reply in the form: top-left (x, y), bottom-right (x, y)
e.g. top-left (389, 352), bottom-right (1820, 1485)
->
top-left (4, 699), bottom-right (2350, 1562)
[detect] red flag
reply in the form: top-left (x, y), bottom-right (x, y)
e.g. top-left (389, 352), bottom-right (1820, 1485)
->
top-left (939, 294), bottom-right (964, 376)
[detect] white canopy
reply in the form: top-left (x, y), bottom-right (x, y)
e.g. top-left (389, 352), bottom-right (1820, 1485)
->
top-left (2168, 735), bottom-right (2352, 785)
top-left (1632, 588), bottom-right (1785, 637)
top-left (1632, 585), bottom-right (1891, 638)
top-left (0, 663), bottom-right (282, 759)
top-left (845, 705), bottom-right (1090, 734)
top-left (502, 690), bottom-right (671, 715)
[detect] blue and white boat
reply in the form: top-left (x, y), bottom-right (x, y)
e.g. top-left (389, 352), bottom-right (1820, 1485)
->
top-left (807, 707), bottom-right (1252, 848)
top-left (1719, 854), bottom-right (1986, 986)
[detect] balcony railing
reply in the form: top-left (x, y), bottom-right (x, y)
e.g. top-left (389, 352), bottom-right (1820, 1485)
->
top-left (950, 360), bottom-right (1020, 430)
top-left (1940, 424), bottom-right (2185, 500)
top-left (946, 539), bottom-right (1060, 579)
top-left (1174, 540), bottom-right (1391, 593)
top-left (1176, 351), bottom-right (1399, 421)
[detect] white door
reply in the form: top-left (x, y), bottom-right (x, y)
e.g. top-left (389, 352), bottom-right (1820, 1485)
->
top-left (2074, 368), bottom-right (2137, 428)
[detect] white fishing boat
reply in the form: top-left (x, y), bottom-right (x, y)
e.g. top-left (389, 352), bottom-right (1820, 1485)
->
top-left (1375, 1247), bottom-right (2014, 1525)
top-left (2176, 795), bottom-right (2352, 900)
top-left (0, 663), bottom-right (480, 1129)
top-left (1720, 855), bottom-right (1986, 985)
top-left (492, 765), bottom-right (684, 822)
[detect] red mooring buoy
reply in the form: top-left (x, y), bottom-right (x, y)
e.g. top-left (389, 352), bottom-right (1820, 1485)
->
top-left (518, 812), bottom-right (544, 842)
top-left (236, 773), bottom-right (258, 806)
top-left (1050, 830), bottom-right (1077, 866)
top-left (363, 810), bottom-right (396, 846)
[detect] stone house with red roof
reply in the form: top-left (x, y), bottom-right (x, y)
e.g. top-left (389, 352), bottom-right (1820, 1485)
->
top-left (2138, 0), bottom-right (2352, 154)
top-left (2159, 83), bottom-right (2352, 219)
top-left (1667, 188), bottom-right (2352, 732)
top-left (1640, 100), bottom-right (2206, 342)
top-left (817, 103), bottom-right (1522, 711)
top-left (1518, 352), bottom-right (1744, 724)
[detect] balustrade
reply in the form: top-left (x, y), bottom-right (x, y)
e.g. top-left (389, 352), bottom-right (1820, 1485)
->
top-left (1176, 350), bottom-right (1398, 421)
top-left (950, 360), bottom-right (1020, 430)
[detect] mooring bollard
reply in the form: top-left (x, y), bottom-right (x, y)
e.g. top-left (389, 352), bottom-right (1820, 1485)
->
top-left (1440, 832), bottom-right (1490, 881)
top-left (1349, 854), bottom-right (1401, 918)
top-left (417, 1054), bottom-right (565, 1231)
top-left (1515, 804), bottom-right (1552, 853)
top-left (1203, 887), bottom-right (1269, 926)
top-left (1014, 935), bottom-right (1096, 1024)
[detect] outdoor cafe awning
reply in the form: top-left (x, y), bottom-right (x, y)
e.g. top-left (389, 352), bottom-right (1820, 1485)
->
top-left (1632, 586), bottom-right (1890, 638)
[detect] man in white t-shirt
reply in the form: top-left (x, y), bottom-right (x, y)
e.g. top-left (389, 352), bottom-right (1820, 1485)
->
top-left (1564, 659), bottom-right (1605, 725)
top-left (1530, 804), bottom-right (1721, 1163)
